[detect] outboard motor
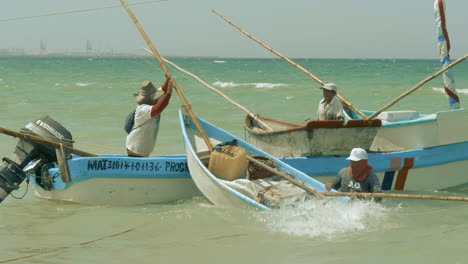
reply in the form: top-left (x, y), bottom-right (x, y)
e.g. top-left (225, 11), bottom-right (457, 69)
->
top-left (0, 115), bottom-right (73, 204)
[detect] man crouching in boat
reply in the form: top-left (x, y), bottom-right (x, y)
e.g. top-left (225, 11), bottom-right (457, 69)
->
top-left (325, 148), bottom-right (382, 202)
top-left (126, 76), bottom-right (173, 157)
top-left (317, 83), bottom-right (344, 121)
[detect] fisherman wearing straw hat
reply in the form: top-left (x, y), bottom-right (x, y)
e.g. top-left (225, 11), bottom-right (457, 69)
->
top-left (316, 83), bottom-right (344, 121)
top-left (325, 148), bottom-right (382, 201)
top-left (126, 76), bottom-right (173, 157)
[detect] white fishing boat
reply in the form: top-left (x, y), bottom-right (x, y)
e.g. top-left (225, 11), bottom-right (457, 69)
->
top-left (245, 108), bottom-right (468, 157)
top-left (27, 154), bottom-right (200, 206)
top-left (245, 115), bottom-right (382, 157)
top-left (179, 109), bottom-right (348, 210)
top-left (0, 115), bottom-right (200, 206)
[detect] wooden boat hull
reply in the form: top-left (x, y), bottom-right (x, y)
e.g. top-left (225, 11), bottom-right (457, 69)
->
top-left (245, 108), bottom-right (468, 157)
top-left (179, 110), bottom-right (348, 210)
top-left (30, 154), bottom-right (201, 205)
top-left (245, 115), bottom-right (381, 157)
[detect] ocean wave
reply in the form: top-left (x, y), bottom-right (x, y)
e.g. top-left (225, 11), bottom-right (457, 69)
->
top-left (253, 83), bottom-right (288, 88)
top-left (212, 81), bottom-right (240, 88)
top-left (213, 60), bottom-right (227, 63)
top-left (431, 87), bottom-right (468, 94)
top-left (75, 82), bottom-right (94, 87)
top-left (212, 81), bottom-right (288, 89)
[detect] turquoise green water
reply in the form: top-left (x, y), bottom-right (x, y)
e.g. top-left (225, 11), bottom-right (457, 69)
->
top-left (1, 56), bottom-right (468, 263)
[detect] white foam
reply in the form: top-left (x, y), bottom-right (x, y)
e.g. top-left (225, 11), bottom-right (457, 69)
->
top-left (212, 81), bottom-right (240, 88)
top-left (212, 81), bottom-right (288, 89)
top-left (76, 82), bottom-right (94, 87)
top-left (256, 198), bottom-right (394, 239)
top-left (431, 87), bottom-right (468, 94)
top-left (252, 83), bottom-right (287, 89)
top-left (213, 60), bottom-right (227, 63)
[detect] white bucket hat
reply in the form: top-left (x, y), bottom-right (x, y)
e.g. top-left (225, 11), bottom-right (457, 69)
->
top-left (320, 82), bottom-right (338, 92)
top-left (346, 148), bottom-right (368, 161)
top-left (135, 81), bottom-right (164, 104)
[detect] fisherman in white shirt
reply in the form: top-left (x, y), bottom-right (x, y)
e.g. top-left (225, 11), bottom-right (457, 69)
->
top-left (125, 77), bottom-right (173, 157)
top-left (316, 82), bottom-right (344, 121)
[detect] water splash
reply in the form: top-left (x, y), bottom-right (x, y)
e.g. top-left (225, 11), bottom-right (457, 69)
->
top-left (256, 198), bottom-right (394, 239)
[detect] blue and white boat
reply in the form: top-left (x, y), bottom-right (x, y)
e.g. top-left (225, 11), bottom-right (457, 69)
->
top-left (282, 140), bottom-right (468, 191)
top-left (179, 109), bottom-right (348, 210)
top-left (28, 154), bottom-right (200, 205)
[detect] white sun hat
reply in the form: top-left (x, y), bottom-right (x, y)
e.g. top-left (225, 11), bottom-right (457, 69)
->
top-left (346, 148), bottom-right (368, 161)
top-left (320, 82), bottom-right (338, 92)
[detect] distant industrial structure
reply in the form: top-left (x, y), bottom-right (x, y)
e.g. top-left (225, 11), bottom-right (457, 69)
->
top-left (0, 40), bottom-right (123, 56)
top-left (86, 40), bottom-right (92, 54)
top-left (40, 40), bottom-right (47, 55)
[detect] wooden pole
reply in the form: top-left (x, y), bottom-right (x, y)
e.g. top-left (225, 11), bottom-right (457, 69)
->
top-left (0, 127), bottom-right (98, 157)
top-left (366, 54), bottom-right (468, 120)
top-left (122, 3), bottom-right (325, 199)
top-left (321, 191), bottom-right (468, 201)
top-left (246, 156), bottom-right (326, 199)
top-left (142, 48), bottom-right (274, 131)
top-left (120, 0), bottom-right (213, 150)
top-left (212, 9), bottom-right (369, 119)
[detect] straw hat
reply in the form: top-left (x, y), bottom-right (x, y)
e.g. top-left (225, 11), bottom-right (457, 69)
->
top-left (346, 148), bottom-right (368, 161)
top-left (320, 83), bottom-right (338, 92)
top-left (134, 81), bottom-right (164, 104)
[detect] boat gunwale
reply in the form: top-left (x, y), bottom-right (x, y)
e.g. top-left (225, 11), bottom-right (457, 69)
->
top-left (180, 111), bottom-right (270, 210)
top-left (244, 114), bottom-right (382, 136)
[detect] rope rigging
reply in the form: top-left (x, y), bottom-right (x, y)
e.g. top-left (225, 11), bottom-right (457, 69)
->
top-left (0, 0), bottom-right (167, 22)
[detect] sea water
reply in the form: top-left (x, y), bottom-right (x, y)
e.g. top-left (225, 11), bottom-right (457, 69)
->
top-left (1, 56), bottom-right (467, 263)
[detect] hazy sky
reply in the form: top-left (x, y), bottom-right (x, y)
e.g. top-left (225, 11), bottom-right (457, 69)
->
top-left (0, 0), bottom-right (467, 59)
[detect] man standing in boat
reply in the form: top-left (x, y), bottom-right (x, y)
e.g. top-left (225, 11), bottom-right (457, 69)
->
top-left (126, 76), bottom-right (173, 157)
top-left (325, 148), bottom-right (382, 202)
top-left (316, 83), bottom-right (344, 120)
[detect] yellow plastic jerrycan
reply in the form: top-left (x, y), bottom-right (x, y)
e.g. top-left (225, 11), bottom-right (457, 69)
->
top-left (208, 144), bottom-right (247, 181)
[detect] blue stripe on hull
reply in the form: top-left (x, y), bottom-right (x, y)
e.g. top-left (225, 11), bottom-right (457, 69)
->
top-left (381, 171), bottom-right (396, 191)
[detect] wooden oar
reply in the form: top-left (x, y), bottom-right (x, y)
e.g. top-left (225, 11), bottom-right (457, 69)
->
top-left (120, 0), bottom-right (213, 150)
top-left (366, 54), bottom-right (468, 121)
top-left (0, 127), bottom-right (98, 157)
top-left (212, 10), bottom-right (369, 119)
top-left (142, 48), bottom-right (274, 131)
top-left (321, 191), bottom-right (468, 202)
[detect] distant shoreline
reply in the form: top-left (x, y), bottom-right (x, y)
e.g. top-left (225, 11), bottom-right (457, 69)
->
top-left (0, 54), bottom-right (441, 61)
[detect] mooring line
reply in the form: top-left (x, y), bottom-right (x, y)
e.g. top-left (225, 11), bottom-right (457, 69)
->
top-left (0, 228), bottom-right (136, 263)
top-left (0, 0), bottom-right (167, 22)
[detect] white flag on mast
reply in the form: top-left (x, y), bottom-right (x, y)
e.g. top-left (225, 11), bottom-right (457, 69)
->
top-left (434, 0), bottom-right (460, 109)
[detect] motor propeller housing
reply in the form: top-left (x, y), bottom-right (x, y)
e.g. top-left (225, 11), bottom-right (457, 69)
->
top-left (0, 116), bottom-right (72, 203)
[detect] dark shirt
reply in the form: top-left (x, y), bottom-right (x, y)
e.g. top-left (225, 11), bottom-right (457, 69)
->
top-left (331, 168), bottom-right (382, 202)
